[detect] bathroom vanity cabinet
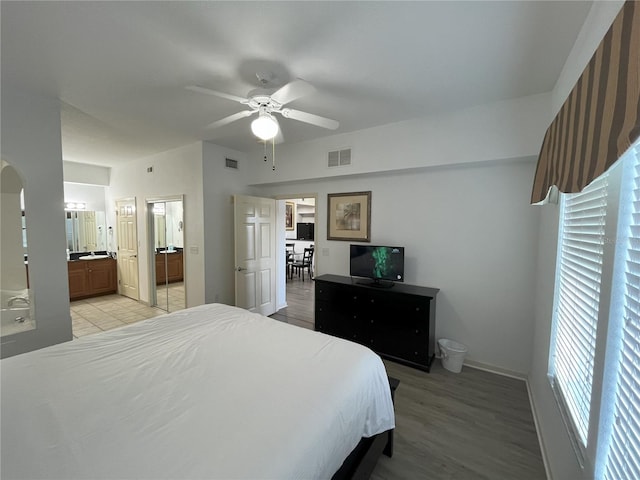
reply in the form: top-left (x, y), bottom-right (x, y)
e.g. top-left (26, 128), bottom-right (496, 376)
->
top-left (68, 258), bottom-right (117, 300)
top-left (155, 251), bottom-right (184, 284)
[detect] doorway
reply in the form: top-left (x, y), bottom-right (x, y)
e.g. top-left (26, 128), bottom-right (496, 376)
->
top-left (282, 195), bottom-right (316, 279)
top-left (276, 195), bottom-right (316, 327)
top-left (146, 196), bottom-right (185, 313)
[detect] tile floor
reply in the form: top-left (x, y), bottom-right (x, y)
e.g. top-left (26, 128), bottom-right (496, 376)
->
top-left (155, 282), bottom-right (186, 313)
top-left (71, 283), bottom-right (185, 338)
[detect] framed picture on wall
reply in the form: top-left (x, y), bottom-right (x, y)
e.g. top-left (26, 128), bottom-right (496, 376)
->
top-left (285, 202), bottom-right (295, 230)
top-left (327, 191), bottom-right (371, 242)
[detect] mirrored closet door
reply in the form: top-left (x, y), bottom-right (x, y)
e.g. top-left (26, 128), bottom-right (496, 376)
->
top-left (146, 196), bottom-right (185, 312)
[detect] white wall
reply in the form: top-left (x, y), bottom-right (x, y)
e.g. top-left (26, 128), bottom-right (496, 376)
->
top-left (1, 88), bottom-right (72, 357)
top-left (528, 2), bottom-right (625, 479)
top-left (201, 142), bottom-right (252, 305)
top-left (63, 161), bottom-right (110, 186)
top-left (63, 183), bottom-right (107, 212)
top-left (106, 142), bottom-right (205, 308)
top-left (246, 89), bottom-right (551, 374)
top-left (257, 159), bottom-right (540, 374)
top-left (248, 93), bottom-right (550, 186)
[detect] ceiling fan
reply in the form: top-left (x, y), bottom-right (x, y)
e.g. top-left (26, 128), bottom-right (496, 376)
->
top-left (186, 78), bottom-right (339, 141)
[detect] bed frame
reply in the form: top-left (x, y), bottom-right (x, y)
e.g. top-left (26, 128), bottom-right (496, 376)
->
top-left (332, 377), bottom-right (399, 480)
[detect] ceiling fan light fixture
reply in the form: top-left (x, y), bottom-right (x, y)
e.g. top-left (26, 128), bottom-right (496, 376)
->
top-left (251, 112), bottom-right (278, 141)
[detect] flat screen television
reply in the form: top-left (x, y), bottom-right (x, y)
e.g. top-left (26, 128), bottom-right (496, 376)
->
top-left (296, 222), bottom-right (314, 240)
top-left (350, 244), bottom-right (405, 287)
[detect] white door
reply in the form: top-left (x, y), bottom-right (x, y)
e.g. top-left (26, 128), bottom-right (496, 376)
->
top-left (116, 198), bottom-right (139, 300)
top-left (234, 195), bottom-right (277, 316)
top-left (79, 211), bottom-right (98, 252)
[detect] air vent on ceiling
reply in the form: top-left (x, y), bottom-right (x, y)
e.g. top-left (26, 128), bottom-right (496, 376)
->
top-left (328, 148), bottom-right (351, 168)
top-left (225, 158), bottom-right (239, 169)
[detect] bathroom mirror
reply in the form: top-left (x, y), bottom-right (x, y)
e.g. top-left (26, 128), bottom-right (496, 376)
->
top-left (1, 160), bottom-right (35, 336)
top-left (146, 196), bottom-right (185, 313)
top-left (65, 210), bottom-right (107, 253)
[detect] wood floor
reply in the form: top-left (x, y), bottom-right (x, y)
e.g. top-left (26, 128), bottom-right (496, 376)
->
top-left (372, 361), bottom-right (546, 480)
top-left (271, 277), bottom-right (546, 480)
top-left (269, 275), bottom-right (315, 330)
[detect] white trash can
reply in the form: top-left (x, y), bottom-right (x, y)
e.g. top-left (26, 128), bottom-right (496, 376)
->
top-left (438, 339), bottom-right (468, 373)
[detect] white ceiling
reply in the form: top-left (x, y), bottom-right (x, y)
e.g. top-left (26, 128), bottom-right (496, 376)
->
top-left (1, 1), bottom-right (592, 167)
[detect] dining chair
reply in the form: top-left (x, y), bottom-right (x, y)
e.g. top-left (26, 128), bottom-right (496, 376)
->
top-left (291, 247), bottom-right (314, 281)
top-left (285, 250), bottom-right (295, 280)
top-left (285, 243), bottom-right (295, 280)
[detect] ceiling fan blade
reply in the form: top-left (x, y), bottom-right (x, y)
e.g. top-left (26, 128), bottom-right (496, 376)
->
top-left (186, 85), bottom-right (248, 104)
top-left (205, 110), bottom-right (255, 130)
top-left (270, 79), bottom-right (316, 106)
top-left (280, 108), bottom-right (339, 130)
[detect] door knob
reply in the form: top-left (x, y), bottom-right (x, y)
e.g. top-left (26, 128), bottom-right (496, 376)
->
top-left (236, 267), bottom-right (247, 272)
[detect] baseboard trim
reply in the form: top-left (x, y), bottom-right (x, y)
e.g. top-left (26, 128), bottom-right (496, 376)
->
top-left (526, 380), bottom-right (553, 480)
top-left (462, 358), bottom-right (527, 381)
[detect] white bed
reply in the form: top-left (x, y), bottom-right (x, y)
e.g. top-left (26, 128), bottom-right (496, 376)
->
top-left (1, 303), bottom-right (395, 479)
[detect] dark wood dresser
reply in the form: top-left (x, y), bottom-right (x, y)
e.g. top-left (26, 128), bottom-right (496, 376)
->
top-left (315, 274), bottom-right (439, 371)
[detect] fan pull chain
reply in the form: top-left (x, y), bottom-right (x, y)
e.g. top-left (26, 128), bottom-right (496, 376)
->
top-left (263, 141), bottom-right (267, 162)
top-left (272, 138), bottom-right (276, 171)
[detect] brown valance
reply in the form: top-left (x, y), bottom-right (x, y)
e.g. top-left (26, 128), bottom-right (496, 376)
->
top-left (531, 1), bottom-right (640, 204)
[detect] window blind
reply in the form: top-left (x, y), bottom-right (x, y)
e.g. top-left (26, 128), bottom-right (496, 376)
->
top-left (604, 147), bottom-right (640, 479)
top-left (551, 172), bottom-right (609, 446)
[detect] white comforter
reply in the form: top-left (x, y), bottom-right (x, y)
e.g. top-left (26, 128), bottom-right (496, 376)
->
top-left (1, 303), bottom-right (395, 479)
